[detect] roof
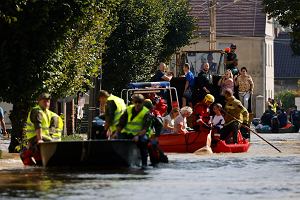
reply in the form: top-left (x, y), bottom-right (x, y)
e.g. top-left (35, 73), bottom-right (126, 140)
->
top-left (189, 0), bottom-right (266, 37)
top-left (274, 32), bottom-right (300, 78)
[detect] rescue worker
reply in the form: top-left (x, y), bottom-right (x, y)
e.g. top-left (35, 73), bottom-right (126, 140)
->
top-left (49, 111), bottom-right (64, 141)
top-left (221, 89), bottom-right (249, 144)
top-left (143, 99), bottom-right (168, 166)
top-left (116, 94), bottom-right (152, 169)
top-left (98, 90), bottom-right (126, 138)
top-left (192, 94), bottom-right (215, 150)
top-left (20, 93), bottom-right (63, 166)
top-left (192, 94), bottom-right (215, 131)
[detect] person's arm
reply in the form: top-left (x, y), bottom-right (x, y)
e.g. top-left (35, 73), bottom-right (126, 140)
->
top-left (116, 111), bottom-right (128, 132)
top-left (104, 100), bottom-right (117, 130)
top-left (140, 113), bottom-right (152, 135)
top-left (238, 104), bottom-right (249, 123)
top-left (249, 76), bottom-right (254, 93)
top-left (161, 74), bottom-right (172, 81)
top-left (176, 121), bottom-right (186, 134)
top-left (30, 109), bottom-right (44, 143)
top-left (163, 116), bottom-right (174, 130)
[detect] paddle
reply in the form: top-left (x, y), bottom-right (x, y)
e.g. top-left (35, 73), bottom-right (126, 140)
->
top-left (222, 109), bottom-right (282, 153)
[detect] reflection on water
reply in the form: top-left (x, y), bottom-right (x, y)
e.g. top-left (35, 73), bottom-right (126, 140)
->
top-left (0, 133), bottom-right (299, 200)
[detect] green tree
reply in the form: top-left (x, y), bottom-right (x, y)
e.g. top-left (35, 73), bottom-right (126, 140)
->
top-left (263, 0), bottom-right (300, 54)
top-left (275, 90), bottom-right (297, 110)
top-left (102, 0), bottom-right (166, 94)
top-left (102, 0), bottom-right (194, 94)
top-left (159, 0), bottom-right (194, 61)
top-left (0, 0), bottom-right (118, 152)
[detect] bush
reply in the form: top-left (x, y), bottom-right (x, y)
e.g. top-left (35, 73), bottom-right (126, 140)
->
top-left (275, 90), bottom-right (297, 110)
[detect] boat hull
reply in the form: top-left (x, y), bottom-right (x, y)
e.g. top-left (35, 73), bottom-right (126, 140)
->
top-left (158, 130), bottom-right (209, 153)
top-left (39, 140), bottom-right (141, 168)
top-left (212, 140), bottom-right (250, 153)
top-left (158, 130), bottom-right (250, 153)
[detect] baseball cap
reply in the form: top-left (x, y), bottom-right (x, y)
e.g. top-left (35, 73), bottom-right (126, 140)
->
top-left (38, 93), bottom-right (51, 100)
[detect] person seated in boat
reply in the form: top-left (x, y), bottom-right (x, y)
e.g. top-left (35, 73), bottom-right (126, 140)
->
top-left (98, 90), bottom-right (126, 138)
top-left (174, 106), bottom-right (193, 134)
top-left (192, 94), bottom-right (215, 131)
top-left (115, 94), bottom-right (152, 169)
top-left (162, 107), bottom-right (180, 134)
top-left (210, 103), bottom-right (225, 142)
top-left (276, 109), bottom-right (288, 128)
top-left (221, 89), bottom-right (249, 144)
top-left (290, 105), bottom-right (300, 132)
top-left (20, 93), bottom-right (64, 166)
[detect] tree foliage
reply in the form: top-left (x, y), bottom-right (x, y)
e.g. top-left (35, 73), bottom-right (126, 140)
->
top-left (0, 0), bottom-right (119, 152)
top-left (263, 0), bottom-right (300, 55)
top-left (159, 0), bottom-right (194, 61)
top-left (275, 90), bottom-right (297, 110)
top-left (102, 0), bottom-right (194, 94)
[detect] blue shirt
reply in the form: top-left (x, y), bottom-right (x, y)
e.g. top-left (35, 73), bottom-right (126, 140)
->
top-left (186, 71), bottom-right (195, 88)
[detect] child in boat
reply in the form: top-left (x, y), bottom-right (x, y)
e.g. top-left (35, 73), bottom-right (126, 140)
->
top-left (211, 103), bottom-right (225, 141)
top-left (174, 106), bottom-right (193, 134)
top-left (162, 107), bottom-right (180, 134)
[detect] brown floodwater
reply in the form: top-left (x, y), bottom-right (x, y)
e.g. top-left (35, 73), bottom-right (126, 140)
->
top-left (0, 132), bottom-right (299, 200)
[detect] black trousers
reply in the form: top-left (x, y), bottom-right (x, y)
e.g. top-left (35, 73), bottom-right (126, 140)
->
top-left (220, 121), bottom-right (240, 144)
top-left (118, 133), bottom-right (149, 166)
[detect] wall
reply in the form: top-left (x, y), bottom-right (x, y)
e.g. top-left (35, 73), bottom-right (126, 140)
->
top-left (179, 36), bottom-right (266, 117)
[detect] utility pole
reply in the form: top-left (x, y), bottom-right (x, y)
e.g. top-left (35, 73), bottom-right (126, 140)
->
top-left (209, 0), bottom-right (217, 50)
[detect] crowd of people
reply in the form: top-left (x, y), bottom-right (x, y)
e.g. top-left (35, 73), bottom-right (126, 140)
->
top-left (14, 43), bottom-right (299, 169)
top-left (257, 98), bottom-right (300, 132)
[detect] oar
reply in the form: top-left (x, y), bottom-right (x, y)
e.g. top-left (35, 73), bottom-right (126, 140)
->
top-left (222, 109), bottom-right (282, 153)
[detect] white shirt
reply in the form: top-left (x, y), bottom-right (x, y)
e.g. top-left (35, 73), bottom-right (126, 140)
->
top-left (211, 115), bottom-right (225, 129)
top-left (174, 114), bottom-right (187, 133)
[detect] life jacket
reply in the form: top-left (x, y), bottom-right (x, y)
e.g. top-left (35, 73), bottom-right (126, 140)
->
top-left (24, 105), bottom-right (52, 141)
top-left (107, 95), bottom-right (126, 132)
top-left (192, 102), bottom-right (211, 129)
top-left (121, 105), bottom-right (149, 136)
top-left (49, 111), bottom-right (64, 141)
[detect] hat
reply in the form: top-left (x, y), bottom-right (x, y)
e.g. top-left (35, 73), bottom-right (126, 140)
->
top-left (230, 43), bottom-right (236, 49)
top-left (38, 93), bottom-right (51, 100)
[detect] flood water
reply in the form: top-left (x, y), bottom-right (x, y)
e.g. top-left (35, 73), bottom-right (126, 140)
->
top-left (0, 132), bottom-right (300, 200)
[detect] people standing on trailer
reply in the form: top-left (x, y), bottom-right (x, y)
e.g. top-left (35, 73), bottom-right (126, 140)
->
top-left (182, 63), bottom-right (195, 107)
top-left (225, 43), bottom-right (239, 77)
top-left (194, 62), bottom-right (213, 104)
top-left (235, 67), bottom-right (254, 112)
top-left (151, 62), bottom-right (173, 82)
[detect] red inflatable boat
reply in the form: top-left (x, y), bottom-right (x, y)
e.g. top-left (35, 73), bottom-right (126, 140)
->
top-left (158, 130), bottom-right (250, 153)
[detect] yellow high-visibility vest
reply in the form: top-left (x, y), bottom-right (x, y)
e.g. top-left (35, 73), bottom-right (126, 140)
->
top-left (24, 105), bottom-right (52, 141)
top-left (49, 111), bottom-right (63, 141)
top-left (121, 105), bottom-right (149, 136)
top-left (107, 95), bottom-right (126, 132)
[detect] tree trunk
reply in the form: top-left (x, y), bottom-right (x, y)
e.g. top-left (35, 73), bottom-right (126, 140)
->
top-left (8, 102), bottom-right (30, 153)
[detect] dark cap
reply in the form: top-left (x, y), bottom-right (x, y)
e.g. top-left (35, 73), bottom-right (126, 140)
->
top-left (230, 43), bottom-right (236, 49)
top-left (38, 93), bottom-right (51, 100)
